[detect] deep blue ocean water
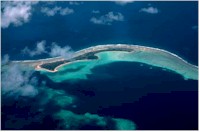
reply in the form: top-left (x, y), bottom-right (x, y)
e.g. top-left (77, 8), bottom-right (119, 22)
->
top-left (2, 1), bottom-right (198, 65)
top-left (1, 1), bottom-right (198, 130)
top-left (2, 62), bottom-right (198, 130)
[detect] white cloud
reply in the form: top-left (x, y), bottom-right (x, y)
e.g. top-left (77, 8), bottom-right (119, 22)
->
top-left (92, 10), bottom-right (100, 14)
top-left (22, 40), bottom-right (47, 57)
top-left (22, 41), bottom-right (74, 58)
top-left (36, 41), bottom-right (46, 53)
top-left (69, 1), bottom-right (83, 5)
top-left (49, 43), bottom-right (74, 58)
top-left (41, 6), bottom-right (74, 16)
top-left (115, 0), bottom-right (134, 5)
top-left (41, 6), bottom-right (60, 16)
top-left (1, 1), bottom-right (37, 28)
top-left (90, 12), bottom-right (124, 25)
top-left (140, 6), bottom-right (159, 14)
top-left (1, 64), bottom-right (38, 97)
top-left (60, 7), bottom-right (74, 15)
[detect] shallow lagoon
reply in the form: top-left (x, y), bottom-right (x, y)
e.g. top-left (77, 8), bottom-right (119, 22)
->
top-left (40, 49), bottom-right (198, 82)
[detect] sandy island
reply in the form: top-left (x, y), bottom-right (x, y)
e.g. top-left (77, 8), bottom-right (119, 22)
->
top-left (11, 44), bottom-right (198, 80)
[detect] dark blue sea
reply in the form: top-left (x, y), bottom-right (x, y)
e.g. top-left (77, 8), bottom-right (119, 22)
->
top-left (1, 1), bottom-right (198, 130)
top-left (2, 1), bottom-right (198, 65)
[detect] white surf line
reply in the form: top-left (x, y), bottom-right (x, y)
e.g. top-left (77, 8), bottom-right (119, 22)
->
top-left (73, 44), bottom-right (198, 69)
top-left (12, 56), bottom-right (62, 63)
top-left (11, 44), bottom-right (198, 72)
top-left (135, 44), bottom-right (198, 68)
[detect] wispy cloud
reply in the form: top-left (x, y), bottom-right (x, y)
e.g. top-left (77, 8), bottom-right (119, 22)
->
top-left (2, 63), bottom-right (38, 97)
top-left (22, 41), bottom-right (74, 58)
top-left (69, 1), bottom-right (83, 5)
top-left (115, 0), bottom-right (134, 5)
top-left (41, 6), bottom-right (74, 16)
top-left (22, 40), bottom-right (47, 57)
top-left (1, 1), bottom-right (37, 28)
top-left (49, 43), bottom-right (74, 58)
top-left (60, 7), bottom-right (74, 15)
top-left (90, 12), bottom-right (124, 25)
top-left (2, 54), bottom-right (10, 65)
top-left (92, 10), bottom-right (100, 14)
top-left (140, 6), bottom-right (159, 14)
top-left (41, 6), bottom-right (60, 16)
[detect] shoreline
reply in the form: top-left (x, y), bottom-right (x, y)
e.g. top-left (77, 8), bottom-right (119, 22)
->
top-left (35, 59), bottom-right (94, 73)
top-left (36, 44), bottom-right (198, 72)
top-left (12, 44), bottom-right (198, 74)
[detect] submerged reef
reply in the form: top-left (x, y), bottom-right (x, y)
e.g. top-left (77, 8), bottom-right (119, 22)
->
top-left (3, 44), bottom-right (198, 130)
top-left (54, 109), bottom-right (136, 130)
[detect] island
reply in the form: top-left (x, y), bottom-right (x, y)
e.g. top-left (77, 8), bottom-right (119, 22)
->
top-left (11, 44), bottom-right (198, 81)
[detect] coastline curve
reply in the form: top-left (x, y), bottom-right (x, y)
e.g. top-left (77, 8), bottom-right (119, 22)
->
top-left (12, 44), bottom-right (198, 81)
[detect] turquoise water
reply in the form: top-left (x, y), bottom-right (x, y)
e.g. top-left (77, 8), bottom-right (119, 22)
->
top-left (40, 50), bottom-right (198, 82)
top-left (1, 1), bottom-right (198, 130)
top-left (2, 59), bottom-right (198, 130)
